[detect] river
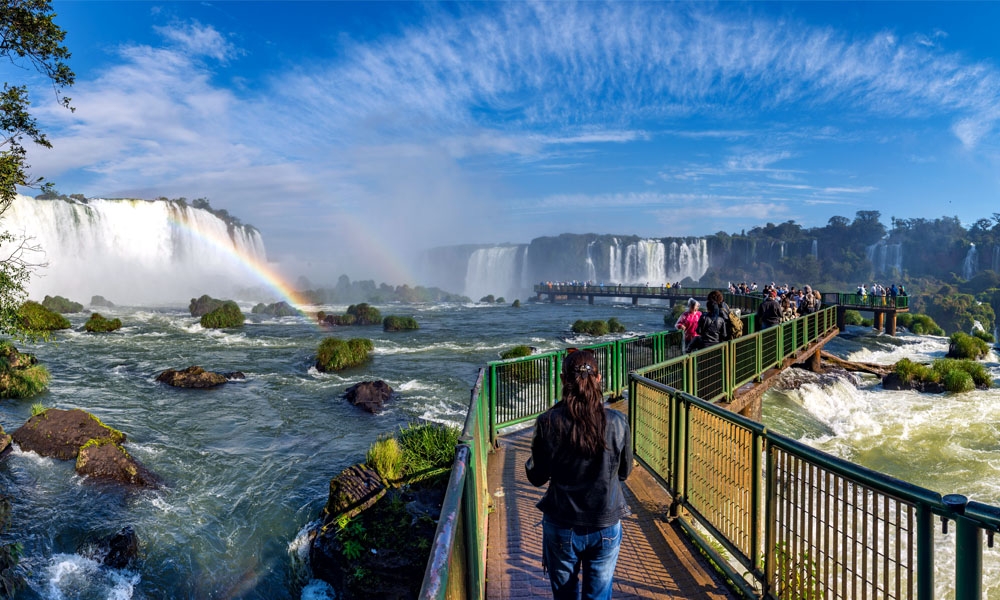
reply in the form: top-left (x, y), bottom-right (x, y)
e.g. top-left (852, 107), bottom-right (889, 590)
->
top-left (1, 300), bottom-right (997, 598)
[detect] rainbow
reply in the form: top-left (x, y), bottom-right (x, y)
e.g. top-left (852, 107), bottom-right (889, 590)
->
top-left (167, 214), bottom-right (315, 310)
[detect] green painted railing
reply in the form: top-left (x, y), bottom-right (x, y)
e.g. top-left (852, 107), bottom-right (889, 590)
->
top-left (419, 293), bottom-right (949, 599)
top-left (628, 374), bottom-right (1000, 599)
top-left (822, 291), bottom-right (910, 310)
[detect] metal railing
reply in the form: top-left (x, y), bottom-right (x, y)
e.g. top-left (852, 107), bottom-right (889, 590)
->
top-left (628, 374), bottom-right (1000, 599)
top-left (823, 291), bottom-right (910, 310)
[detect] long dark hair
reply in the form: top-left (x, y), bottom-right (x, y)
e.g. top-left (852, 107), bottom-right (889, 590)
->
top-left (558, 350), bottom-right (606, 457)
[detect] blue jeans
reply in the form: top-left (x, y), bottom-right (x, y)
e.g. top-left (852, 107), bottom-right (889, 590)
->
top-left (542, 516), bottom-right (622, 600)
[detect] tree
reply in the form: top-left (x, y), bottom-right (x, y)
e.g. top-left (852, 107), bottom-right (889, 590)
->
top-left (0, 1), bottom-right (74, 337)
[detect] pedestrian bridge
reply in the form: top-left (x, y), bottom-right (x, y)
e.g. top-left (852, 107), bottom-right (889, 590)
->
top-left (418, 293), bottom-right (998, 600)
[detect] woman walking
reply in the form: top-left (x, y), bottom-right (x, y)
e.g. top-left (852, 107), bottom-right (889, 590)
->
top-left (525, 349), bottom-right (633, 600)
top-left (675, 297), bottom-right (701, 353)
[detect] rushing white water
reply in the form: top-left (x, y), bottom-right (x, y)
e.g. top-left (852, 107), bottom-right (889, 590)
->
top-left (994, 246), bottom-right (1000, 274)
top-left (463, 246), bottom-right (521, 301)
top-left (1, 195), bottom-right (268, 305)
top-left (866, 241), bottom-right (904, 277)
top-left (764, 328), bottom-right (1000, 597)
top-left (963, 243), bottom-right (978, 280)
top-left (585, 241), bottom-right (597, 282)
top-left (606, 238), bottom-right (709, 284)
top-left (811, 239), bottom-right (818, 259)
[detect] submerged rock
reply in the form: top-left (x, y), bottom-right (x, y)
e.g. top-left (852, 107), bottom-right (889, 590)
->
top-left (344, 381), bottom-right (394, 413)
top-left (77, 440), bottom-right (160, 489)
top-left (156, 366), bottom-right (243, 388)
top-left (103, 526), bottom-right (140, 568)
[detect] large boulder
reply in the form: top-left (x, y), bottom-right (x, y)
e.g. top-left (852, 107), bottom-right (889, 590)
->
top-left (251, 301), bottom-right (300, 317)
top-left (77, 440), bottom-right (160, 488)
top-left (0, 342), bottom-right (49, 399)
top-left (156, 366), bottom-right (244, 388)
top-left (90, 295), bottom-right (116, 308)
top-left (84, 313), bottom-right (122, 332)
top-left (881, 372), bottom-right (946, 394)
top-left (42, 294), bottom-right (84, 313)
top-left (344, 381), bottom-right (394, 413)
top-left (189, 294), bottom-right (226, 317)
top-left (200, 301), bottom-right (245, 329)
top-left (12, 408), bottom-right (124, 461)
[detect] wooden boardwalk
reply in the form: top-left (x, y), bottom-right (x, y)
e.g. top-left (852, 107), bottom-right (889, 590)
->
top-left (485, 415), bottom-right (737, 599)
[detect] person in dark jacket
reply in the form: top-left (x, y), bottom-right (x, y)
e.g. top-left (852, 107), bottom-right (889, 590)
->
top-left (693, 297), bottom-right (729, 349)
top-left (525, 349), bottom-right (633, 600)
top-left (756, 288), bottom-right (783, 329)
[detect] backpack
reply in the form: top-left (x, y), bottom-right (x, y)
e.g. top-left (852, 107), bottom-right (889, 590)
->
top-left (726, 306), bottom-right (744, 338)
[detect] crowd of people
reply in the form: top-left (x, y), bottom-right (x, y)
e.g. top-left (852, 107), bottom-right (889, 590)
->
top-left (856, 282), bottom-right (906, 304)
top-left (675, 283), bottom-right (823, 353)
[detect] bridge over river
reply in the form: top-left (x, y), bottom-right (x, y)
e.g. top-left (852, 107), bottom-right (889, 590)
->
top-left (417, 292), bottom-right (997, 600)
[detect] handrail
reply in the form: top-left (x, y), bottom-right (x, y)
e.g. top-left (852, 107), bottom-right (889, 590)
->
top-left (628, 373), bottom-right (1000, 599)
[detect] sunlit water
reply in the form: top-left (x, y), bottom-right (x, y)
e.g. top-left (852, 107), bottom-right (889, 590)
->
top-left (0, 299), bottom-right (672, 599)
top-left (764, 325), bottom-right (1000, 599)
top-left (4, 303), bottom-right (1000, 598)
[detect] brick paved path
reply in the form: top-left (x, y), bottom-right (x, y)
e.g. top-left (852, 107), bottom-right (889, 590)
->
top-left (485, 426), bottom-right (737, 599)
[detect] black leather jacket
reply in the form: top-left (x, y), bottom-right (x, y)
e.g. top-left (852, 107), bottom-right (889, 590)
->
top-left (525, 403), bottom-right (633, 528)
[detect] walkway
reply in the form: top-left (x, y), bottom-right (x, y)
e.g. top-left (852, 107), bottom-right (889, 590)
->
top-left (485, 408), bottom-right (738, 599)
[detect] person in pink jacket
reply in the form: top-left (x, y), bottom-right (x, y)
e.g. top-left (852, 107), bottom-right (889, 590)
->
top-left (675, 298), bottom-right (701, 353)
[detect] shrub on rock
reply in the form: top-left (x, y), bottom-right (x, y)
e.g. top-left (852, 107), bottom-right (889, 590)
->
top-left (189, 294), bottom-right (225, 317)
top-left (18, 301), bottom-right (71, 331)
top-left (346, 303), bottom-right (381, 325)
top-left (200, 301), bottom-right (244, 329)
top-left (572, 319), bottom-right (609, 336)
top-left (85, 313), bottom-right (122, 332)
top-left (383, 316), bottom-right (418, 331)
top-left (947, 332), bottom-right (989, 360)
top-left (42, 294), bottom-right (83, 313)
top-left (0, 342), bottom-right (48, 399)
top-left (896, 313), bottom-right (945, 336)
top-left (251, 301), bottom-right (300, 317)
top-left (316, 338), bottom-right (374, 372)
top-left (608, 317), bottom-right (626, 333)
top-left (500, 345), bottom-right (532, 360)
top-left (512, 299), bottom-right (521, 308)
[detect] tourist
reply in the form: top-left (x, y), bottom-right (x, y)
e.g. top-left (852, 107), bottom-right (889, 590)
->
top-left (675, 298), bottom-right (701, 353)
top-left (798, 285), bottom-right (817, 315)
top-left (780, 295), bottom-right (797, 322)
top-left (525, 349), bottom-right (633, 600)
top-left (756, 289), bottom-right (783, 329)
top-left (693, 295), bottom-right (729, 349)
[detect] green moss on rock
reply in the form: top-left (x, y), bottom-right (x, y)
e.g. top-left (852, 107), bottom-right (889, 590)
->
top-left (383, 316), bottom-right (418, 331)
top-left (42, 294), bottom-right (83, 313)
top-left (316, 338), bottom-right (374, 372)
top-left (84, 313), bottom-right (122, 332)
top-left (200, 301), bottom-right (244, 329)
top-left (17, 301), bottom-right (71, 331)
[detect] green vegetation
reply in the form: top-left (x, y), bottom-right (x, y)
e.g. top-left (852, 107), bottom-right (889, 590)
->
top-left (397, 422), bottom-right (461, 480)
top-left (189, 294), bottom-right (226, 317)
top-left (608, 317), bottom-right (626, 333)
top-left (947, 332), bottom-right (990, 360)
top-left (323, 303), bottom-right (382, 327)
top-left (772, 541), bottom-right (823, 600)
top-left (896, 313), bottom-right (945, 336)
top-left (893, 357), bottom-right (992, 392)
top-left (496, 297), bottom-right (505, 304)
top-left (316, 337), bottom-right (374, 372)
top-left (296, 274), bottom-right (467, 305)
top-left (41, 295), bottom-right (82, 313)
top-left (843, 310), bottom-right (864, 326)
top-left (500, 345), bottom-right (532, 360)
top-left (511, 299), bottom-right (521, 308)
top-left (30, 403), bottom-right (45, 417)
top-left (200, 301), bottom-right (244, 329)
top-left (17, 301), bottom-right (70, 332)
top-left (250, 301), bottom-right (299, 317)
top-left (973, 329), bottom-right (995, 344)
top-left (366, 435), bottom-right (404, 483)
top-left (572, 319), bottom-right (610, 336)
top-left (84, 313), bottom-right (122, 332)
top-left (0, 342), bottom-right (49, 399)
top-left (383, 316), bottom-right (419, 332)
top-left (479, 295), bottom-right (495, 303)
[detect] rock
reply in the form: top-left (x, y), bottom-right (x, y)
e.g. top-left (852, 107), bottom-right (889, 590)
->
top-left (156, 366), bottom-right (230, 388)
top-left (103, 526), bottom-right (140, 568)
top-left (344, 380), bottom-right (394, 413)
top-left (251, 301), bottom-right (300, 317)
top-left (76, 440), bottom-right (160, 489)
top-left (12, 408), bottom-right (125, 460)
top-left (90, 295), bottom-right (116, 308)
top-left (189, 294), bottom-right (226, 317)
top-left (323, 463), bottom-right (387, 519)
top-left (881, 372), bottom-right (945, 393)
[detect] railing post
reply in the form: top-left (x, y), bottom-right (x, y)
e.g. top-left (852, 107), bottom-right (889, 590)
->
top-left (671, 391), bottom-right (688, 513)
top-left (762, 441), bottom-right (777, 595)
top-left (916, 503), bottom-right (934, 600)
top-left (945, 494), bottom-right (983, 600)
top-left (488, 364), bottom-right (498, 443)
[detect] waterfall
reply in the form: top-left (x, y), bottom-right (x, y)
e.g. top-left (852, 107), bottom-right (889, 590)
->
top-left (605, 238), bottom-right (708, 284)
top-left (866, 242), bottom-right (903, 276)
top-left (811, 239), bottom-right (818, 259)
top-left (464, 246), bottom-right (521, 301)
top-left (779, 241), bottom-right (786, 259)
top-left (585, 241), bottom-right (597, 282)
top-left (520, 245), bottom-right (531, 290)
top-left (1, 195), bottom-right (268, 305)
top-left (609, 239), bottom-right (622, 283)
top-left (993, 246), bottom-right (1000, 274)
top-left (962, 244), bottom-right (978, 280)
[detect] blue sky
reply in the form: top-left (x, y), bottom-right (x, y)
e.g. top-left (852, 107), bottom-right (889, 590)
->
top-left (13, 1), bottom-right (1000, 283)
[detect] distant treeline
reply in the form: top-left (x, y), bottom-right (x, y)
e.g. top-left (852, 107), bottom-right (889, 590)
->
top-left (297, 275), bottom-right (469, 305)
